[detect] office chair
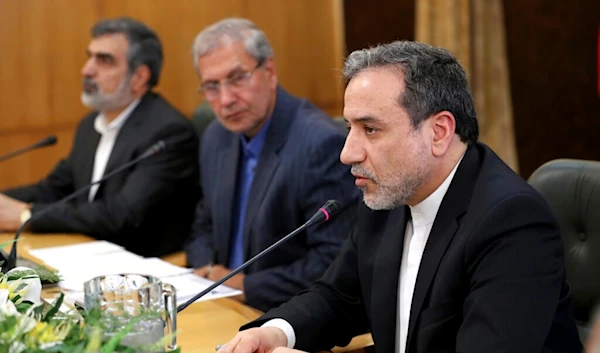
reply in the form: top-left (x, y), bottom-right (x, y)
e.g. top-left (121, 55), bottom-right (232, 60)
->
top-left (528, 159), bottom-right (600, 343)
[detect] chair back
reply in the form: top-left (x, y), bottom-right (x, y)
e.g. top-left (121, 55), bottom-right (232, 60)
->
top-left (528, 159), bottom-right (600, 327)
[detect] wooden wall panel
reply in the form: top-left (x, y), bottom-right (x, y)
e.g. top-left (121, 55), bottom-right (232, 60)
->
top-left (47, 0), bottom-right (98, 126)
top-left (0, 129), bottom-right (74, 188)
top-left (503, 0), bottom-right (600, 177)
top-left (0, 0), bottom-right (344, 189)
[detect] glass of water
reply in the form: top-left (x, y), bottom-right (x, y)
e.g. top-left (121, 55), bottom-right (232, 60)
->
top-left (83, 274), bottom-right (177, 353)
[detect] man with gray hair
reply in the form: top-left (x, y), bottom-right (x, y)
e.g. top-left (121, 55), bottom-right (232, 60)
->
top-left (217, 41), bottom-right (581, 353)
top-left (185, 18), bottom-right (358, 311)
top-left (0, 17), bottom-right (199, 257)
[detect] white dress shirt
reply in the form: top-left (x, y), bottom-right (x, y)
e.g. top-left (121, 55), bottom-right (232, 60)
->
top-left (262, 156), bottom-right (464, 351)
top-left (395, 157), bottom-right (462, 353)
top-left (88, 98), bottom-right (141, 202)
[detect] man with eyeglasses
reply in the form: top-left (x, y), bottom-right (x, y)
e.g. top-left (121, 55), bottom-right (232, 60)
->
top-left (184, 18), bottom-right (359, 312)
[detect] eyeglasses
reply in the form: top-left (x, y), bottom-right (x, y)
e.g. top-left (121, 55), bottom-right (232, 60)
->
top-left (197, 61), bottom-right (264, 100)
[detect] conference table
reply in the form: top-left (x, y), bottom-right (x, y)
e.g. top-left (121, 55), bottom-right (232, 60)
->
top-left (0, 232), bottom-right (374, 353)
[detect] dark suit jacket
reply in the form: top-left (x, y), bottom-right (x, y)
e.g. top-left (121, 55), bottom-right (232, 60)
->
top-left (3, 92), bottom-right (200, 257)
top-left (185, 87), bottom-right (359, 312)
top-left (246, 143), bottom-right (582, 353)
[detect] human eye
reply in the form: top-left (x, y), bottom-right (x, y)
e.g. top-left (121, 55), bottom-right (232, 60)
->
top-left (96, 54), bottom-right (115, 65)
top-left (228, 73), bottom-right (248, 87)
top-left (202, 82), bottom-right (220, 94)
top-left (364, 126), bottom-right (378, 135)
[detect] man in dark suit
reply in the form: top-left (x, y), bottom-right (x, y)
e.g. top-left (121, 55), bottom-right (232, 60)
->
top-left (0, 18), bottom-right (199, 257)
top-left (184, 18), bottom-right (358, 312)
top-left (217, 41), bottom-right (582, 353)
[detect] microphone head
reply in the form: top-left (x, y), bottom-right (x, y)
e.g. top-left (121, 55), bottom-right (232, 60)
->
top-left (154, 140), bottom-right (166, 153)
top-left (308, 200), bottom-right (341, 224)
top-left (322, 200), bottom-right (341, 217)
top-left (35, 135), bottom-right (58, 148)
top-left (140, 140), bottom-right (166, 158)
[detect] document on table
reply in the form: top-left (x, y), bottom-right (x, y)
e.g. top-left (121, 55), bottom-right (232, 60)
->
top-left (30, 240), bottom-right (242, 305)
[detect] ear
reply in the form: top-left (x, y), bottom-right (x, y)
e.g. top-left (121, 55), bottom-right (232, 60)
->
top-left (262, 57), bottom-right (278, 89)
top-left (130, 65), bottom-right (151, 92)
top-left (430, 111), bottom-right (456, 157)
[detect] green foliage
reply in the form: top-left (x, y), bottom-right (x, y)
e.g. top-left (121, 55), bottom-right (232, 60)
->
top-left (33, 266), bottom-right (62, 284)
top-left (0, 268), bottom-right (180, 353)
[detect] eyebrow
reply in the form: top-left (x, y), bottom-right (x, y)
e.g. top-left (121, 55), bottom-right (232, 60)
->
top-left (202, 65), bottom-right (246, 84)
top-left (346, 116), bottom-right (384, 125)
top-left (86, 49), bottom-right (115, 62)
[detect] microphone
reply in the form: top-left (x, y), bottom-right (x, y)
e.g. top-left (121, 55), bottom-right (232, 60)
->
top-left (176, 199), bottom-right (341, 313)
top-left (0, 140), bottom-right (167, 271)
top-left (0, 135), bottom-right (58, 163)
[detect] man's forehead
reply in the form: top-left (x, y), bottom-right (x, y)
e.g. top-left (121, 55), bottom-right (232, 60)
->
top-left (197, 41), bottom-right (254, 79)
top-left (88, 33), bottom-right (129, 55)
top-left (343, 69), bottom-right (407, 122)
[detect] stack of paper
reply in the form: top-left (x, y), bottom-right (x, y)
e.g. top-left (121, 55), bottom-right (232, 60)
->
top-left (30, 241), bottom-right (242, 306)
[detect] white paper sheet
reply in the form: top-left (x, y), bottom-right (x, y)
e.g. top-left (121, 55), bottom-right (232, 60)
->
top-left (32, 240), bottom-right (242, 306)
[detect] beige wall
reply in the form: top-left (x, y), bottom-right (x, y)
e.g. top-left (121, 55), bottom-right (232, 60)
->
top-left (0, 0), bottom-right (345, 188)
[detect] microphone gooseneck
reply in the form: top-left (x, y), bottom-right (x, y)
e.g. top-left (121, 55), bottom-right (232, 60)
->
top-left (3, 140), bottom-right (166, 270)
top-left (0, 135), bottom-right (58, 163)
top-left (176, 200), bottom-right (342, 313)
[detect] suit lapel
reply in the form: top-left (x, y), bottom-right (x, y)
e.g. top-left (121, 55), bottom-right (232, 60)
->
top-left (242, 145), bottom-right (280, 250)
top-left (405, 145), bottom-right (481, 351)
top-left (241, 87), bottom-right (293, 259)
top-left (79, 119), bottom-right (101, 200)
top-left (95, 95), bottom-right (150, 200)
top-left (370, 206), bottom-right (410, 353)
top-left (214, 137), bottom-right (241, 264)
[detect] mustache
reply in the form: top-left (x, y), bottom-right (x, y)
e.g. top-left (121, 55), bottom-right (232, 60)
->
top-left (351, 164), bottom-right (376, 181)
top-left (82, 77), bottom-right (98, 90)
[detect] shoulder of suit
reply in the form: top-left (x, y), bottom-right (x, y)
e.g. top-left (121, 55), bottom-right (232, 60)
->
top-left (469, 143), bottom-right (548, 210)
top-left (287, 108), bottom-right (345, 144)
top-left (137, 93), bottom-right (187, 121)
top-left (77, 111), bottom-right (99, 131)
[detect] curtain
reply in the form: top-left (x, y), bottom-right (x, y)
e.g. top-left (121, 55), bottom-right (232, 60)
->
top-left (416, 0), bottom-right (519, 172)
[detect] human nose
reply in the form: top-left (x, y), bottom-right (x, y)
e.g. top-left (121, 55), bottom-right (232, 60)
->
top-left (340, 129), bottom-right (366, 165)
top-left (81, 58), bottom-right (96, 77)
top-left (218, 82), bottom-right (238, 107)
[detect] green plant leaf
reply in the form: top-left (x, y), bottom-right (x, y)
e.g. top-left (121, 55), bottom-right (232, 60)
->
top-left (15, 301), bottom-right (32, 312)
top-left (42, 292), bottom-right (64, 322)
top-left (0, 238), bottom-right (20, 249)
top-left (100, 317), bottom-right (140, 353)
top-left (34, 266), bottom-right (61, 283)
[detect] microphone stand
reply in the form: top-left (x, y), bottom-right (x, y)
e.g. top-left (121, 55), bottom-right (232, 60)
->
top-left (177, 199), bottom-right (340, 312)
top-left (3, 141), bottom-right (166, 270)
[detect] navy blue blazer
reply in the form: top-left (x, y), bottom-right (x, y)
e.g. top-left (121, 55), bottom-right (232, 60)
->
top-left (185, 87), bottom-right (359, 311)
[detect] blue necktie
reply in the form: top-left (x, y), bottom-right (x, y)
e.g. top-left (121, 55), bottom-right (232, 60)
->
top-left (227, 153), bottom-right (257, 269)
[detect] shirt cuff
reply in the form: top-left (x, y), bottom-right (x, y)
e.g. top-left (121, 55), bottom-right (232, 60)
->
top-left (261, 318), bottom-right (296, 348)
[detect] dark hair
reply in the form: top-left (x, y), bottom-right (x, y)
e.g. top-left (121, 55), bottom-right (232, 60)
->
top-left (343, 41), bottom-right (479, 145)
top-left (92, 17), bottom-right (163, 88)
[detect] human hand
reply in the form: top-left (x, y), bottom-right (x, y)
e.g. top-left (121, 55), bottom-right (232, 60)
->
top-left (0, 193), bottom-right (29, 231)
top-left (217, 327), bottom-right (289, 353)
top-left (193, 264), bottom-right (246, 302)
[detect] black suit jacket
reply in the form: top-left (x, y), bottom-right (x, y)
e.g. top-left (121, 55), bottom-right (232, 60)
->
top-left (185, 87), bottom-right (359, 312)
top-left (246, 143), bottom-right (582, 353)
top-left (4, 93), bottom-right (200, 257)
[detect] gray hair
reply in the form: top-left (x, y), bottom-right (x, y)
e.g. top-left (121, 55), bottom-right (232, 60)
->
top-left (343, 41), bottom-right (479, 145)
top-left (92, 17), bottom-right (163, 88)
top-left (191, 18), bottom-right (273, 72)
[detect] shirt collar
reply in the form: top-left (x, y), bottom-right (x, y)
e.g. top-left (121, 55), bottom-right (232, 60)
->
top-left (239, 117), bottom-right (272, 158)
top-left (94, 98), bottom-right (141, 135)
top-left (409, 154), bottom-right (465, 228)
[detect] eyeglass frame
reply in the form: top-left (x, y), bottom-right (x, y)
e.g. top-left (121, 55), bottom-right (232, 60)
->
top-left (197, 59), bottom-right (266, 100)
